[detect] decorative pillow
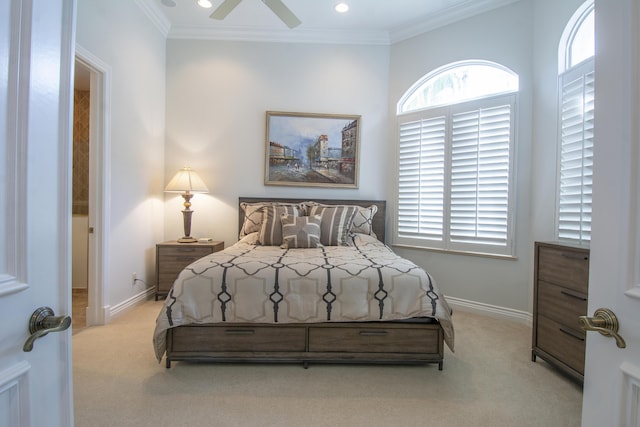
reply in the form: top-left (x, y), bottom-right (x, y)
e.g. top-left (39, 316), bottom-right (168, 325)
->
top-left (280, 215), bottom-right (321, 249)
top-left (351, 205), bottom-right (378, 235)
top-left (239, 202), bottom-right (303, 239)
top-left (239, 203), bottom-right (266, 238)
top-left (307, 205), bottom-right (358, 246)
top-left (258, 205), bottom-right (301, 246)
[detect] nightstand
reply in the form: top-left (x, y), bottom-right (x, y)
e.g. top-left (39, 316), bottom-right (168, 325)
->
top-left (155, 240), bottom-right (224, 300)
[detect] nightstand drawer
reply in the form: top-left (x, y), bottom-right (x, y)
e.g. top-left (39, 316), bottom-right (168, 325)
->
top-left (537, 245), bottom-right (589, 293)
top-left (537, 281), bottom-right (588, 329)
top-left (155, 241), bottom-right (224, 299)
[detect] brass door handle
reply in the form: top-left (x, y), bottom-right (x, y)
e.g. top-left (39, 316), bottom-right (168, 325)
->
top-left (578, 308), bottom-right (626, 349)
top-left (23, 307), bottom-right (72, 352)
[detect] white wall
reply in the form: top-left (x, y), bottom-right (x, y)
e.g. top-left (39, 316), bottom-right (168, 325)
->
top-left (76, 0), bottom-right (166, 308)
top-left (164, 40), bottom-right (390, 246)
top-left (388, 1), bottom-right (535, 315)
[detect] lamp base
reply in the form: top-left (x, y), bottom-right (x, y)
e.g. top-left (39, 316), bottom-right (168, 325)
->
top-left (177, 237), bottom-right (197, 243)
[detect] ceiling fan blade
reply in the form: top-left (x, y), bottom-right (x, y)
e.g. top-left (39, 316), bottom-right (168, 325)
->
top-left (210, 0), bottom-right (242, 20)
top-left (262, 0), bottom-right (301, 29)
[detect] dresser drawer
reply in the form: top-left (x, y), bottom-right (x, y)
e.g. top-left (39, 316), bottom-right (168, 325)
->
top-left (308, 324), bottom-right (441, 354)
top-left (170, 325), bottom-right (306, 352)
top-left (158, 246), bottom-right (213, 266)
top-left (537, 245), bottom-right (589, 293)
top-left (536, 315), bottom-right (586, 374)
top-left (536, 281), bottom-right (588, 329)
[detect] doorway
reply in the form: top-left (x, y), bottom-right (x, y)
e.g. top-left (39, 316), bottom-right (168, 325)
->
top-left (72, 59), bottom-right (91, 333)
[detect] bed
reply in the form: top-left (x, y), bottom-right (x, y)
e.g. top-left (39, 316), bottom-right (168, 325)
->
top-left (153, 197), bottom-right (454, 369)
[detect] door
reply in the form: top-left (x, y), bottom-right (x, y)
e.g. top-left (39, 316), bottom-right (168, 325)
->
top-left (0, 0), bottom-right (75, 426)
top-left (581, 0), bottom-right (640, 425)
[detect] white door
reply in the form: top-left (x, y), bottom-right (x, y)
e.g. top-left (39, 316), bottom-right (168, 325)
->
top-left (0, 0), bottom-right (75, 426)
top-left (581, 0), bottom-right (640, 425)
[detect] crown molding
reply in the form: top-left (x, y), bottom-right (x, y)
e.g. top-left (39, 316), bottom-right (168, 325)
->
top-left (168, 25), bottom-right (390, 45)
top-left (390, 0), bottom-right (522, 44)
top-left (135, 0), bottom-right (171, 37)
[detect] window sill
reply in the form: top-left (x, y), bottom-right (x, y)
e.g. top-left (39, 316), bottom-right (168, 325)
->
top-left (391, 243), bottom-right (518, 261)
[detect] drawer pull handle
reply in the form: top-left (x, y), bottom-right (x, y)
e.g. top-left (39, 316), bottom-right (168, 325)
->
top-left (560, 289), bottom-right (587, 301)
top-left (176, 248), bottom-right (197, 253)
top-left (359, 331), bottom-right (388, 337)
top-left (561, 252), bottom-right (588, 261)
top-left (225, 329), bottom-right (255, 335)
top-left (559, 327), bottom-right (585, 341)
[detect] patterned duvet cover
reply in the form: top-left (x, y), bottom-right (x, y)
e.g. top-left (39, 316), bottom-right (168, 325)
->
top-left (153, 233), bottom-right (454, 362)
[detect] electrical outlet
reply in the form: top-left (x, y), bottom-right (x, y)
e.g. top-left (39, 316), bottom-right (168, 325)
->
top-left (132, 272), bottom-right (137, 286)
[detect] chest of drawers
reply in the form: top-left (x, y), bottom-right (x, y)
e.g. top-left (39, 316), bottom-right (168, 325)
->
top-left (155, 240), bottom-right (224, 300)
top-left (532, 241), bottom-right (589, 383)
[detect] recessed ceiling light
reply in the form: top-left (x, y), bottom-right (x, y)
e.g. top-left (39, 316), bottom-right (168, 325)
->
top-left (335, 2), bottom-right (349, 13)
top-left (161, 0), bottom-right (177, 7)
top-left (197, 0), bottom-right (213, 8)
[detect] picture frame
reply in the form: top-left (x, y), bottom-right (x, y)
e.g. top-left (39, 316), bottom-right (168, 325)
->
top-left (264, 111), bottom-right (361, 188)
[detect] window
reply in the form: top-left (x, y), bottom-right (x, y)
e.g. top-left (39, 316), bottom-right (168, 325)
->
top-left (396, 61), bottom-right (518, 257)
top-left (557, 0), bottom-right (594, 245)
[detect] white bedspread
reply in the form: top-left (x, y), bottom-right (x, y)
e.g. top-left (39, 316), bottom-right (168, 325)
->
top-left (153, 233), bottom-right (454, 361)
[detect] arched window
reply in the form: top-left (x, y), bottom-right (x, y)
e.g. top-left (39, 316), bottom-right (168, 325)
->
top-left (395, 61), bottom-right (519, 257)
top-left (556, 0), bottom-right (594, 245)
top-left (398, 61), bottom-right (519, 113)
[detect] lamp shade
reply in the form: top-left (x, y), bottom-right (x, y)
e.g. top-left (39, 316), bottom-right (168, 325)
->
top-left (164, 167), bottom-right (208, 194)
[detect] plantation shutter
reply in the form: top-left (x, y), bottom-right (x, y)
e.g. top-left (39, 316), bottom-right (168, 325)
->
top-left (558, 60), bottom-right (594, 244)
top-left (397, 115), bottom-right (446, 241)
top-left (450, 103), bottom-right (512, 247)
top-left (396, 94), bottom-right (515, 255)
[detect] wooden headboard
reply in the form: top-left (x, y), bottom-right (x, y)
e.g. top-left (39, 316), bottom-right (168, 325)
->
top-left (239, 197), bottom-right (386, 243)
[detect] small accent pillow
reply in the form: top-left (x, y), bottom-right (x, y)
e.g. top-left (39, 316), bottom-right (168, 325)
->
top-left (239, 202), bottom-right (266, 238)
top-left (258, 205), bottom-right (301, 246)
top-left (280, 215), bottom-right (321, 249)
top-left (307, 205), bottom-right (358, 246)
top-left (351, 205), bottom-right (378, 235)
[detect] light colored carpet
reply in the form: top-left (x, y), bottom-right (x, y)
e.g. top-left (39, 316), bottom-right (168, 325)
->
top-left (72, 300), bottom-right (582, 427)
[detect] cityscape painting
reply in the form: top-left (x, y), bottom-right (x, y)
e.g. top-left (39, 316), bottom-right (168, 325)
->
top-left (264, 111), bottom-right (361, 188)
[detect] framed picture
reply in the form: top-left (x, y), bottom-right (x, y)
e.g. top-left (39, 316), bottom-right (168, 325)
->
top-left (264, 111), bottom-right (361, 188)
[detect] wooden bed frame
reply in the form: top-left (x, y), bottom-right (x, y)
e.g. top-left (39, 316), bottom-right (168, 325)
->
top-left (164, 197), bottom-right (445, 369)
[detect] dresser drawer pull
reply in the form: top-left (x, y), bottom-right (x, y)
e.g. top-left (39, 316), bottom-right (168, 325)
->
top-left (560, 289), bottom-right (587, 301)
top-left (225, 329), bottom-right (255, 335)
top-left (561, 252), bottom-right (588, 261)
top-left (559, 327), bottom-right (585, 341)
top-left (175, 248), bottom-right (197, 253)
top-left (359, 330), bottom-right (388, 337)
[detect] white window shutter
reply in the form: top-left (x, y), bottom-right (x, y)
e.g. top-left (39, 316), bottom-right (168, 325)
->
top-left (450, 103), bottom-right (512, 247)
top-left (558, 62), bottom-right (594, 244)
top-left (398, 116), bottom-right (446, 241)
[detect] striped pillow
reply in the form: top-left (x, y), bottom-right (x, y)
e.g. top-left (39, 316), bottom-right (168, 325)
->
top-left (281, 215), bottom-right (321, 248)
top-left (258, 205), bottom-right (300, 245)
top-left (307, 205), bottom-right (358, 246)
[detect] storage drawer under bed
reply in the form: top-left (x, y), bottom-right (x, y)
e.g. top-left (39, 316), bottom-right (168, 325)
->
top-left (169, 325), bottom-right (306, 352)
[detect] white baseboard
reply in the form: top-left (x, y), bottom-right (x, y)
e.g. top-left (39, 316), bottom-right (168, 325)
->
top-left (108, 287), bottom-right (156, 321)
top-left (445, 295), bottom-right (532, 326)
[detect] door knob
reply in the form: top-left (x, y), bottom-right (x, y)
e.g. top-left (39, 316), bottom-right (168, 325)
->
top-left (579, 307), bottom-right (626, 349)
top-left (23, 307), bottom-right (72, 352)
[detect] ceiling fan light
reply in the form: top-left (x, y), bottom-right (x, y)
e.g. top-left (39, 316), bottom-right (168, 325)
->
top-left (335, 2), bottom-right (349, 13)
top-left (197, 0), bottom-right (213, 8)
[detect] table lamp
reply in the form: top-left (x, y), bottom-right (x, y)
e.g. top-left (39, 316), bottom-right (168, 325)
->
top-left (165, 166), bottom-right (208, 243)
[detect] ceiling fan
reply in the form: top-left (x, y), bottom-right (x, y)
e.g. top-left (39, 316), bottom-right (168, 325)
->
top-left (210, 0), bottom-right (301, 29)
